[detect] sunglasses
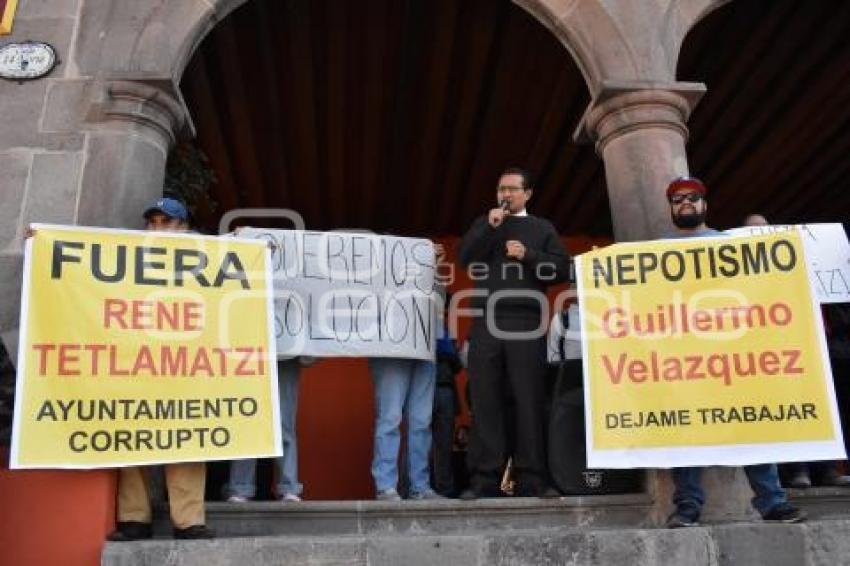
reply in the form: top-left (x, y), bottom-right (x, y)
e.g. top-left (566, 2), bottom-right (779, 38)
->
top-left (669, 193), bottom-right (703, 204)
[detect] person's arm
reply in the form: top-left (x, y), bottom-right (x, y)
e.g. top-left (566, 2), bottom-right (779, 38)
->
top-left (458, 340), bottom-right (469, 369)
top-left (447, 340), bottom-right (463, 373)
top-left (547, 312), bottom-right (564, 364)
top-left (458, 215), bottom-right (501, 266)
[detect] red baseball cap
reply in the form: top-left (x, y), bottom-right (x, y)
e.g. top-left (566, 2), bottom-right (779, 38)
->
top-left (666, 177), bottom-right (707, 198)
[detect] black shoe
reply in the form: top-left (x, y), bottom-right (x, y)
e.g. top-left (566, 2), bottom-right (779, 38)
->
top-left (815, 470), bottom-right (850, 487)
top-left (665, 511), bottom-right (699, 529)
top-left (107, 521), bottom-right (153, 542)
top-left (459, 488), bottom-right (478, 500)
top-left (515, 483), bottom-right (561, 498)
top-left (763, 504), bottom-right (806, 523)
top-left (173, 524), bottom-right (216, 540)
top-left (538, 485), bottom-right (561, 499)
top-left (459, 485), bottom-right (503, 500)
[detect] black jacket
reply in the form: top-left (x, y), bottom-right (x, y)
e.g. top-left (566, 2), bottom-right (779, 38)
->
top-left (458, 214), bottom-right (570, 319)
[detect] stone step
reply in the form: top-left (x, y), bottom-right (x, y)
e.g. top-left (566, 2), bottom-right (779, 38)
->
top-left (146, 487), bottom-right (850, 539)
top-left (786, 486), bottom-right (850, 520)
top-left (104, 518), bottom-right (850, 566)
top-left (154, 494), bottom-right (655, 538)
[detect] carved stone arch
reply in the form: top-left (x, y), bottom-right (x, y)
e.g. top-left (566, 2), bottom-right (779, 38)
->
top-left (668, 0), bottom-right (735, 77)
top-left (515, 0), bottom-right (736, 95)
top-left (74, 0), bottom-right (249, 83)
top-left (510, 0), bottom-right (600, 94)
top-left (97, 0), bottom-right (597, 90)
top-left (164, 0), bottom-right (251, 82)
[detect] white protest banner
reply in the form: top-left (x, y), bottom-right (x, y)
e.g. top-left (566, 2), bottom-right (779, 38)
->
top-left (726, 224), bottom-right (850, 303)
top-left (239, 228), bottom-right (437, 361)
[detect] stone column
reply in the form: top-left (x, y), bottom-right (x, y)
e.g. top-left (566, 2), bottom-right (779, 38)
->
top-left (79, 79), bottom-right (191, 229)
top-left (0, 79), bottom-right (190, 363)
top-left (578, 83), bottom-right (705, 242)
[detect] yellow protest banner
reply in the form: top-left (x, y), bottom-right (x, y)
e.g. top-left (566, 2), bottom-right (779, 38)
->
top-left (0, 0), bottom-right (18, 35)
top-left (575, 229), bottom-right (845, 468)
top-left (11, 224), bottom-right (280, 469)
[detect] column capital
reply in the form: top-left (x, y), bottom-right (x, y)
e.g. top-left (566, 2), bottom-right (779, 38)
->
top-left (575, 81), bottom-right (706, 154)
top-left (86, 78), bottom-right (195, 150)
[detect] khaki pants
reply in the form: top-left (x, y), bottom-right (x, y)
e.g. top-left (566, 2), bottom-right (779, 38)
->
top-left (117, 463), bottom-right (206, 529)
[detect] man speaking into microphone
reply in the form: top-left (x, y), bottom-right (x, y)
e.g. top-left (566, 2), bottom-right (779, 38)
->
top-left (458, 167), bottom-right (570, 498)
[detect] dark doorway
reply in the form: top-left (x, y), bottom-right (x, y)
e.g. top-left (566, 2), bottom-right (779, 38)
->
top-left (180, 0), bottom-right (603, 238)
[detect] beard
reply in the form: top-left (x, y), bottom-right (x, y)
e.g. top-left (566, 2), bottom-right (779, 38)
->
top-left (671, 210), bottom-right (705, 229)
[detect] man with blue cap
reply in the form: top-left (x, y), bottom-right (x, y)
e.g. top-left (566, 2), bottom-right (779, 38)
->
top-left (107, 197), bottom-right (214, 541)
top-left (142, 197), bottom-right (190, 231)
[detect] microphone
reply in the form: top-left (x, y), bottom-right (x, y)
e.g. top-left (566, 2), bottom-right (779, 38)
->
top-left (490, 199), bottom-right (511, 227)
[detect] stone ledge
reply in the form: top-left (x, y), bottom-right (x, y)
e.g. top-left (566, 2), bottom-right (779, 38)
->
top-left (154, 494), bottom-right (654, 538)
top-left (105, 518), bottom-right (850, 566)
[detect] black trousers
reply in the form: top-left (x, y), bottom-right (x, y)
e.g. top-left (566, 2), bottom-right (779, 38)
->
top-left (467, 317), bottom-right (548, 489)
top-left (432, 384), bottom-right (457, 495)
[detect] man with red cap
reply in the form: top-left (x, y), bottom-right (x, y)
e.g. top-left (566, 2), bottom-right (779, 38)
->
top-left (662, 177), bottom-right (805, 528)
top-left (665, 177), bottom-right (717, 237)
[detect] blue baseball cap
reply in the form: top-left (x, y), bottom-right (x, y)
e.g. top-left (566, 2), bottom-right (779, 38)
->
top-left (143, 197), bottom-right (188, 222)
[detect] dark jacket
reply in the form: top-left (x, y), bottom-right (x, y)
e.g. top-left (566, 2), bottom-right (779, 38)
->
top-left (458, 214), bottom-right (570, 318)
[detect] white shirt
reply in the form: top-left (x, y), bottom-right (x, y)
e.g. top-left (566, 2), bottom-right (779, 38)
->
top-left (547, 304), bottom-right (582, 363)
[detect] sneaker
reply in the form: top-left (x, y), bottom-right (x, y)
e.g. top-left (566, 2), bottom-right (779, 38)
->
top-left (408, 488), bottom-right (446, 500)
top-left (173, 524), bottom-right (216, 540)
top-left (226, 495), bottom-right (249, 503)
top-left (279, 492), bottom-right (302, 502)
top-left (376, 488), bottom-right (402, 501)
top-left (665, 511), bottom-right (699, 529)
top-left (763, 504), bottom-right (806, 523)
top-left (107, 521), bottom-right (153, 542)
top-left (788, 472), bottom-right (812, 489)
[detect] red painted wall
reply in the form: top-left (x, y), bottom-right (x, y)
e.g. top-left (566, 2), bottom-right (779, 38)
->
top-left (0, 448), bottom-right (116, 566)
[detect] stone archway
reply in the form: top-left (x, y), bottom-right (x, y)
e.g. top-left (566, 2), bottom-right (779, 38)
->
top-left (73, 0), bottom-right (590, 88)
top-left (0, 0), bottom-right (739, 413)
top-left (63, 0), bottom-right (603, 234)
top-left (0, 0), bottom-right (742, 376)
top-left (67, 0), bottom-right (736, 242)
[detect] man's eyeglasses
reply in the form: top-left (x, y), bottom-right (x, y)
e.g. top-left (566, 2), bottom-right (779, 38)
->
top-left (669, 193), bottom-right (702, 205)
top-left (497, 185), bottom-right (525, 193)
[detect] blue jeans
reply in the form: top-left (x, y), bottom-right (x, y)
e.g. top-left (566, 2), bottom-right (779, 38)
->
top-left (227, 359), bottom-right (302, 498)
top-left (369, 358), bottom-right (436, 494)
top-left (672, 464), bottom-right (787, 518)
